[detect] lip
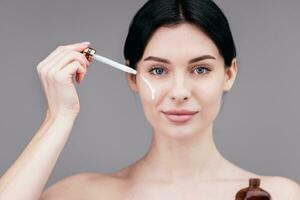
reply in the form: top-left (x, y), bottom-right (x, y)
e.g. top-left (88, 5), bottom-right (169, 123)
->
top-left (161, 110), bottom-right (198, 123)
top-left (162, 110), bottom-right (198, 115)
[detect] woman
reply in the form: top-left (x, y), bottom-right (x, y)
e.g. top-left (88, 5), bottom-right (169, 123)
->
top-left (0, 0), bottom-right (299, 199)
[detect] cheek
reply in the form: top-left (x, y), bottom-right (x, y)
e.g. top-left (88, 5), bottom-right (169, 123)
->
top-left (137, 74), bottom-right (170, 105)
top-left (194, 79), bottom-right (224, 123)
top-left (136, 74), bottom-right (171, 125)
top-left (136, 74), bottom-right (158, 119)
top-left (139, 74), bottom-right (156, 101)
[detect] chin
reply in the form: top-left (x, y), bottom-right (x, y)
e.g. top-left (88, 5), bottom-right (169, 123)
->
top-left (148, 113), bottom-right (206, 139)
top-left (158, 124), bottom-right (202, 139)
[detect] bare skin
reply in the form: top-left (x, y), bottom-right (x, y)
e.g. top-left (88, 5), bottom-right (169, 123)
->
top-left (107, 164), bottom-right (268, 200)
top-left (40, 24), bottom-right (300, 200)
top-left (49, 23), bottom-right (298, 199)
top-left (0, 42), bottom-right (92, 200)
top-left (1, 23), bottom-right (300, 200)
top-left (39, 163), bottom-right (298, 200)
top-left (98, 149), bottom-right (293, 200)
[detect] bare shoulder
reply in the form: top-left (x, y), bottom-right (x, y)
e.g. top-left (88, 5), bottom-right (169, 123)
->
top-left (263, 176), bottom-right (300, 200)
top-left (40, 172), bottom-right (123, 200)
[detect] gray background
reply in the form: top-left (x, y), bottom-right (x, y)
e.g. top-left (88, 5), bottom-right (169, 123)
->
top-left (0, 0), bottom-right (299, 188)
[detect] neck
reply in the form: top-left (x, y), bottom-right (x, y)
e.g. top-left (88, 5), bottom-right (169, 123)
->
top-left (130, 124), bottom-right (228, 184)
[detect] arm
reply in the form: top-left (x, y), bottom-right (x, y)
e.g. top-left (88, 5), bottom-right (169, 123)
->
top-left (0, 115), bottom-right (75, 200)
top-left (0, 41), bottom-right (91, 200)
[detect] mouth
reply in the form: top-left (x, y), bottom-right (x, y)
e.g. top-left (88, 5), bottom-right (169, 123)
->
top-left (161, 110), bottom-right (199, 123)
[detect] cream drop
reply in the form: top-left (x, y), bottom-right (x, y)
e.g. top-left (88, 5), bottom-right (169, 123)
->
top-left (140, 73), bottom-right (155, 100)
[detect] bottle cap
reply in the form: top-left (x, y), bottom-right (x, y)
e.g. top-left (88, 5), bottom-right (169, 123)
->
top-left (249, 178), bottom-right (260, 188)
top-left (82, 47), bottom-right (96, 62)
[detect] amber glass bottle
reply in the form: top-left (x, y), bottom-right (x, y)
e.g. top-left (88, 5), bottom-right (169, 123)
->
top-left (235, 178), bottom-right (272, 200)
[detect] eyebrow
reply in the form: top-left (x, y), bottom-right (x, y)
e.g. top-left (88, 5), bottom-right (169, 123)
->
top-left (143, 55), bottom-right (216, 64)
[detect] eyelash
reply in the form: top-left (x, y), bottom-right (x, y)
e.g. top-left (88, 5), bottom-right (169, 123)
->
top-left (148, 65), bottom-right (212, 76)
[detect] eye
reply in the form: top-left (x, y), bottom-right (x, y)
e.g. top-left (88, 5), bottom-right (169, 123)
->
top-left (148, 65), bottom-right (211, 76)
top-left (192, 66), bottom-right (211, 75)
top-left (148, 65), bottom-right (167, 76)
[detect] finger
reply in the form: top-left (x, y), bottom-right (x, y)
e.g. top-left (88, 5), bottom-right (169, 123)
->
top-left (36, 42), bottom-right (90, 103)
top-left (76, 72), bottom-right (81, 84)
top-left (77, 68), bottom-right (87, 83)
top-left (64, 41), bottom-right (91, 52)
top-left (38, 42), bottom-right (90, 71)
top-left (47, 49), bottom-right (89, 78)
top-left (45, 50), bottom-right (89, 89)
top-left (77, 65), bottom-right (87, 84)
top-left (54, 60), bottom-right (86, 84)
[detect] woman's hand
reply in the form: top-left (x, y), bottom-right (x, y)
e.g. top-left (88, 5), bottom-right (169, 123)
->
top-left (36, 42), bottom-right (91, 120)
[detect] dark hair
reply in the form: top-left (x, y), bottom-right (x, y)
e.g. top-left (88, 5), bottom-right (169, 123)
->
top-left (123, 0), bottom-right (236, 70)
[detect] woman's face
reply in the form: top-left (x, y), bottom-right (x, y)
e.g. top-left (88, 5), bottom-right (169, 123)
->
top-left (127, 23), bottom-right (237, 138)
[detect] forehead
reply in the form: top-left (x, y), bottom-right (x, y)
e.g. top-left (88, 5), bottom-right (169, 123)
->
top-left (142, 23), bottom-right (220, 61)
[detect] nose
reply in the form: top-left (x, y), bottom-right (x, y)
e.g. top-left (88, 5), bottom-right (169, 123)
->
top-left (168, 74), bottom-right (191, 103)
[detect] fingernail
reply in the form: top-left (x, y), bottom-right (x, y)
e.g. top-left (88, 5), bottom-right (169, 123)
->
top-left (81, 41), bottom-right (90, 45)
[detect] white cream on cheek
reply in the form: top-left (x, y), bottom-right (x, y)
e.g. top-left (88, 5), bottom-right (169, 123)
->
top-left (139, 73), bottom-right (156, 100)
